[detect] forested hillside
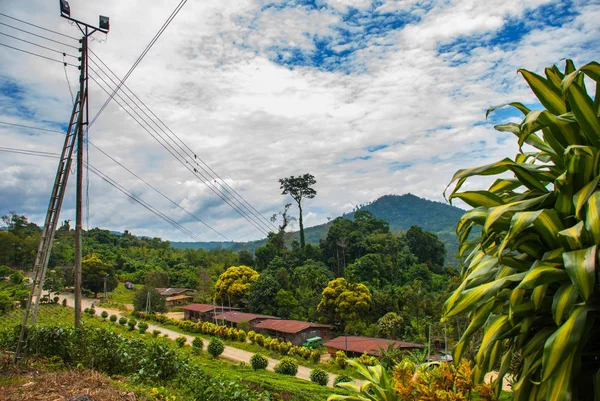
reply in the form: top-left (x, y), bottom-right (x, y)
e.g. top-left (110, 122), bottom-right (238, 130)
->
top-left (172, 193), bottom-right (464, 264)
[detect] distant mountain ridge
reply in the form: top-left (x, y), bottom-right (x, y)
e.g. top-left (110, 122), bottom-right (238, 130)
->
top-left (171, 194), bottom-right (466, 263)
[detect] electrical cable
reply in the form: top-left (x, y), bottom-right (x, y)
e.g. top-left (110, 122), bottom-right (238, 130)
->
top-left (0, 120), bottom-right (230, 241)
top-left (89, 0), bottom-right (188, 127)
top-left (0, 31), bottom-right (78, 58)
top-left (89, 51), bottom-right (279, 233)
top-left (1, 145), bottom-right (210, 243)
top-left (87, 68), bottom-right (271, 237)
top-left (0, 12), bottom-right (79, 41)
top-left (88, 56), bottom-right (276, 234)
top-left (0, 21), bottom-right (78, 49)
top-left (63, 53), bottom-right (75, 103)
top-left (0, 42), bottom-right (78, 67)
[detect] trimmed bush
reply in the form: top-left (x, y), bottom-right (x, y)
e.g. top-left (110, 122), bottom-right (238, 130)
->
top-left (118, 317), bottom-right (127, 326)
top-left (310, 350), bottom-right (322, 363)
top-left (101, 311), bottom-right (108, 320)
top-left (192, 337), bottom-right (203, 353)
top-left (208, 338), bottom-right (224, 359)
top-left (247, 330), bottom-right (256, 343)
top-left (334, 373), bottom-right (353, 387)
top-left (137, 321), bottom-right (149, 334)
top-left (109, 314), bottom-right (117, 323)
top-left (255, 334), bottom-right (265, 347)
top-left (274, 356), bottom-right (298, 376)
top-left (175, 336), bottom-right (186, 347)
top-left (152, 329), bottom-right (161, 337)
top-left (336, 350), bottom-right (348, 369)
top-left (88, 308), bottom-right (96, 316)
top-left (62, 299), bottom-right (67, 307)
top-left (127, 318), bottom-right (137, 331)
top-left (250, 353), bottom-right (268, 371)
top-left (310, 367), bottom-right (329, 386)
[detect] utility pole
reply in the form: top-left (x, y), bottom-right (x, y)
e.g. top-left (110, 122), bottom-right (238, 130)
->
top-left (13, 2), bottom-right (109, 364)
top-left (59, 0), bottom-right (110, 328)
top-left (104, 274), bottom-right (108, 303)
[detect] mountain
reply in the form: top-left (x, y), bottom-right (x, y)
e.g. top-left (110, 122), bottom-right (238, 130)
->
top-left (171, 194), bottom-right (466, 264)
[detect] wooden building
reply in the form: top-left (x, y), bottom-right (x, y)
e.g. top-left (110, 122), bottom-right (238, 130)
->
top-left (254, 319), bottom-right (333, 346)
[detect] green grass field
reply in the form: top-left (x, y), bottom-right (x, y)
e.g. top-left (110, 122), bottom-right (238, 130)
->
top-left (107, 282), bottom-right (140, 304)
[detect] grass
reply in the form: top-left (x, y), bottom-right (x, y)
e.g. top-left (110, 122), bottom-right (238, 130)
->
top-left (107, 282), bottom-right (140, 304)
top-left (0, 306), bottom-right (349, 401)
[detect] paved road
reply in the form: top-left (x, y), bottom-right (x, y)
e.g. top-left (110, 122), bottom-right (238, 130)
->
top-left (56, 293), bottom-right (340, 386)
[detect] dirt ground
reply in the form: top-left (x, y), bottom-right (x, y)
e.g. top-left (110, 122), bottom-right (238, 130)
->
top-left (0, 369), bottom-right (145, 401)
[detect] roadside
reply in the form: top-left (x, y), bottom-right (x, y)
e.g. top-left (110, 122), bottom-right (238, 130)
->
top-left (56, 292), bottom-right (341, 387)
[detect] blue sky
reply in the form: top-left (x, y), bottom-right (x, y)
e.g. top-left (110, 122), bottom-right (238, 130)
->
top-left (0, 0), bottom-right (598, 242)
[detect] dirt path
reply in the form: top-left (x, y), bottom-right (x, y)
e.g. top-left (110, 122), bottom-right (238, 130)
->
top-left (56, 293), bottom-right (340, 386)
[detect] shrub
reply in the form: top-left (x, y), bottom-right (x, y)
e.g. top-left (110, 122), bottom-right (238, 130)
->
top-left (100, 311), bottom-right (108, 320)
top-left (152, 329), bottom-right (161, 337)
top-left (334, 373), bottom-right (353, 387)
top-left (208, 338), bottom-right (224, 359)
top-left (109, 314), bottom-right (117, 323)
top-left (62, 298), bottom-right (67, 307)
top-left (247, 330), bottom-right (256, 343)
top-left (250, 353), bottom-right (268, 371)
top-left (192, 337), bottom-right (203, 353)
top-left (118, 317), bottom-right (127, 326)
top-left (254, 333), bottom-right (265, 347)
top-left (236, 329), bottom-right (247, 342)
top-left (310, 367), bottom-right (329, 386)
top-left (53, 296), bottom-right (59, 304)
top-left (274, 356), bottom-right (298, 376)
top-left (127, 318), bottom-right (137, 331)
top-left (88, 308), bottom-right (96, 316)
top-left (358, 352), bottom-right (378, 366)
top-left (336, 350), bottom-right (348, 369)
top-left (310, 350), bottom-right (322, 363)
top-left (137, 321), bottom-right (149, 334)
top-left (175, 336), bottom-right (186, 347)
top-left (138, 342), bottom-right (180, 382)
top-left (279, 341), bottom-right (290, 355)
top-left (84, 307), bottom-right (90, 314)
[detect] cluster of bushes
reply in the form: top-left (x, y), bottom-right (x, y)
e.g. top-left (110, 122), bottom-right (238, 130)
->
top-left (248, 331), bottom-right (321, 362)
top-left (134, 312), bottom-right (248, 343)
top-left (0, 324), bottom-right (270, 401)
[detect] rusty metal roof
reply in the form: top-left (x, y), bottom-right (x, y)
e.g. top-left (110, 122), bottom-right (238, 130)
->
top-left (254, 319), bottom-right (333, 334)
top-left (165, 295), bottom-right (192, 302)
top-left (324, 336), bottom-right (423, 356)
top-left (213, 311), bottom-right (278, 323)
top-left (182, 304), bottom-right (239, 313)
top-left (155, 288), bottom-right (192, 296)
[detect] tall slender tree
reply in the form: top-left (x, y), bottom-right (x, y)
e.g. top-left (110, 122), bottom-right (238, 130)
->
top-left (279, 174), bottom-right (317, 249)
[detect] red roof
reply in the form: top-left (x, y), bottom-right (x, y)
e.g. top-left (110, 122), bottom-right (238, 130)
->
top-left (254, 319), bottom-right (333, 334)
top-left (213, 311), bottom-right (278, 323)
top-left (324, 336), bottom-right (423, 356)
top-left (183, 304), bottom-right (218, 313)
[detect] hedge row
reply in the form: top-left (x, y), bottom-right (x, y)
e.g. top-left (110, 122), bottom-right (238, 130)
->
top-left (248, 331), bottom-right (322, 362)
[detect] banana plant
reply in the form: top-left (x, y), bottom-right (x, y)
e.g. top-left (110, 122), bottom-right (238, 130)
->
top-left (442, 60), bottom-right (600, 401)
top-left (328, 359), bottom-right (400, 401)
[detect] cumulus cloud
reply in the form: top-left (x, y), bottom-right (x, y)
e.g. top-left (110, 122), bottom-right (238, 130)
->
top-left (0, 0), bottom-right (598, 242)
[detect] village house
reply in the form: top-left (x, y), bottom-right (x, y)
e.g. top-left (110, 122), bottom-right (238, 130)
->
top-left (324, 336), bottom-right (423, 358)
top-left (253, 319), bottom-right (333, 346)
top-left (182, 303), bottom-right (239, 322)
top-left (212, 311), bottom-right (279, 329)
top-left (155, 288), bottom-right (194, 307)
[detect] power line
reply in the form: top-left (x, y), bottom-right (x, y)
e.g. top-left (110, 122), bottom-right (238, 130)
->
top-left (2, 146), bottom-right (210, 243)
top-left (89, 0), bottom-right (188, 127)
top-left (89, 50), bottom-right (278, 233)
top-left (0, 31), bottom-right (78, 58)
top-left (0, 42), bottom-right (78, 67)
top-left (87, 68), bottom-right (271, 237)
top-left (0, 119), bottom-right (229, 241)
top-left (0, 12), bottom-right (79, 41)
top-left (0, 21), bottom-right (78, 49)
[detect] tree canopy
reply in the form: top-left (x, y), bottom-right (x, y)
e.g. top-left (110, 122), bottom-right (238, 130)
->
top-left (279, 173), bottom-right (316, 249)
top-left (214, 265), bottom-right (259, 307)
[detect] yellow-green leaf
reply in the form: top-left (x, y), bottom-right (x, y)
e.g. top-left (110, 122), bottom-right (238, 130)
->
top-left (566, 82), bottom-right (600, 146)
top-left (531, 284), bottom-right (548, 310)
top-left (519, 69), bottom-right (567, 115)
top-left (516, 263), bottom-right (567, 290)
top-left (563, 245), bottom-right (597, 301)
top-left (557, 221), bottom-right (584, 251)
top-left (451, 191), bottom-right (505, 208)
top-left (573, 176), bottom-right (600, 220)
top-left (551, 283), bottom-right (579, 326)
top-left (586, 192), bottom-right (600, 244)
top-left (541, 305), bottom-right (591, 381)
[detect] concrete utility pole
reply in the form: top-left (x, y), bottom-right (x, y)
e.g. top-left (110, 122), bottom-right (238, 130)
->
top-left (60, 0), bottom-right (110, 328)
top-left (13, 2), bottom-right (109, 364)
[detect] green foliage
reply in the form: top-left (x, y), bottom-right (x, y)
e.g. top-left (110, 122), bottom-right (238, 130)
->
top-left (215, 265), bottom-right (259, 307)
top-left (248, 273), bottom-right (279, 315)
top-left (328, 359), bottom-right (399, 401)
top-left (118, 316), bottom-right (127, 325)
top-left (443, 60), bottom-right (600, 399)
top-left (152, 329), bottom-right (161, 337)
top-left (192, 337), bottom-right (203, 352)
top-left (250, 353), bottom-right (268, 370)
top-left (109, 314), bottom-right (117, 322)
top-left (310, 367), bottom-right (329, 386)
top-left (405, 225), bottom-right (446, 273)
top-left (318, 278), bottom-right (371, 329)
top-left (279, 173), bottom-right (317, 248)
top-left (334, 373), bottom-right (353, 387)
top-left (100, 310), bottom-right (108, 319)
top-left (0, 265), bottom-right (12, 277)
top-left (43, 269), bottom-right (66, 297)
top-left (274, 356), bottom-right (298, 376)
top-left (81, 254), bottom-right (117, 297)
top-left (137, 321), bottom-right (149, 334)
top-left (335, 350), bottom-right (348, 369)
top-left (175, 336), bottom-right (187, 347)
top-left (208, 338), bottom-right (224, 358)
top-left (144, 270), bottom-right (169, 288)
top-left (133, 286), bottom-right (167, 313)
top-left (9, 271), bottom-right (24, 285)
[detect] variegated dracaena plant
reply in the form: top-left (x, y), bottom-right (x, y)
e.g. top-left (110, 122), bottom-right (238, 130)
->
top-left (442, 60), bottom-right (600, 401)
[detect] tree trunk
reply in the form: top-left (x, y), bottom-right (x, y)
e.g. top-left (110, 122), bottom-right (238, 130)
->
top-left (298, 202), bottom-right (305, 249)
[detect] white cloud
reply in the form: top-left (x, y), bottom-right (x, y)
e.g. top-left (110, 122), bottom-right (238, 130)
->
top-left (0, 0), bottom-right (598, 242)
